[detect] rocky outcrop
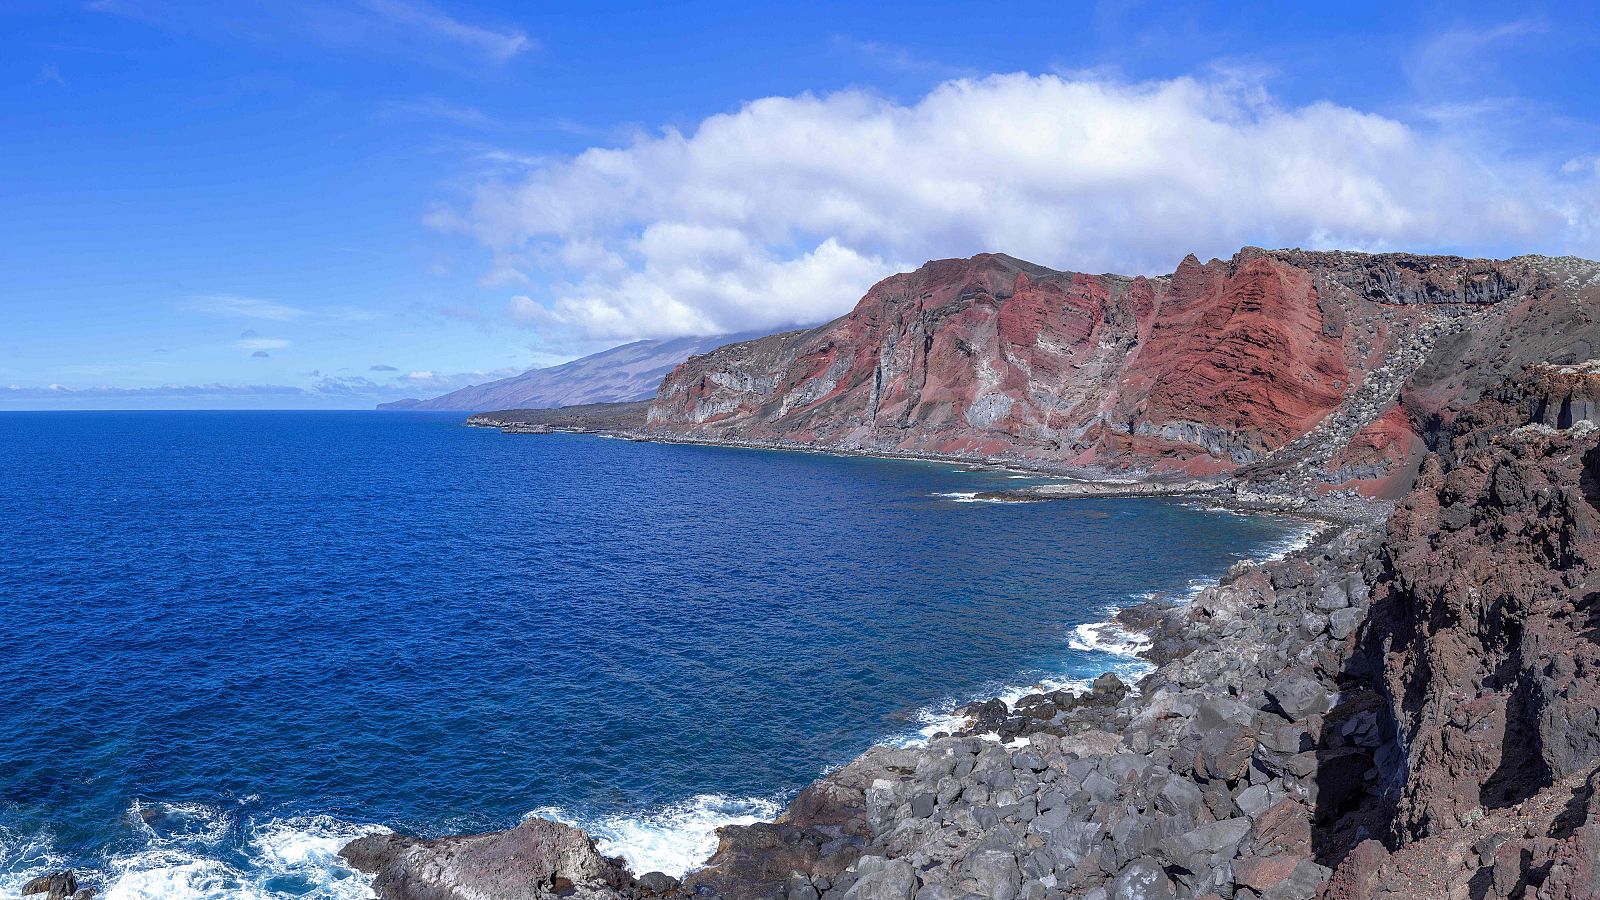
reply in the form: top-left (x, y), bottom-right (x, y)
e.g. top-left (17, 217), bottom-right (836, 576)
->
top-left (1318, 365), bottom-right (1600, 896)
top-left (19, 872), bottom-right (91, 900)
top-left (340, 818), bottom-right (637, 900)
top-left (645, 250), bottom-right (1600, 493)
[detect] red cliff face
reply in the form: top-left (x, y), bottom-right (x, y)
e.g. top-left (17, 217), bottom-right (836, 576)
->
top-left (648, 249), bottom-right (1594, 492)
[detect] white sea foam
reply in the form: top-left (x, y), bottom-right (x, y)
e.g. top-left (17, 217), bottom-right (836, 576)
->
top-left (29, 802), bottom-right (391, 900)
top-left (531, 793), bottom-right (782, 879)
top-left (0, 825), bottom-right (67, 896)
top-left (249, 815), bottom-right (388, 896)
top-left (898, 673), bottom-right (1099, 746)
top-left (1068, 622), bottom-right (1151, 658)
top-left (931, 491), bottom-right (1031, 504)
top-left (1259, 520), bottom-right (1326, 561)
top-left (898, 513), bottom-right (1320, 752)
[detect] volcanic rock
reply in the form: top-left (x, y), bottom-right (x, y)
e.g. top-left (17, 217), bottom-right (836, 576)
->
top-left (340, 817), bottom-right (631, 900)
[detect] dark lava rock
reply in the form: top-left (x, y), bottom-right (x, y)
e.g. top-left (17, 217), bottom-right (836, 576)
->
top-left (635, 871), bottom-right (680, 895)
top-left (340, 817), bottom-right (629, 900)
top-left (19, 872), bottom-right (78, 900)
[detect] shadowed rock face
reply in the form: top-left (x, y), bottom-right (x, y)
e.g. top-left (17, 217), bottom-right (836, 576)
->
top-left (1365, 369), bottom-right (1600, 836)
top-left (646, 249), bottom-right (1598, 491)
top-left (1321, 366), bottom-right (1600, 897)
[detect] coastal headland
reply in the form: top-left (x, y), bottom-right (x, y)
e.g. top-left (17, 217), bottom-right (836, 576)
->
top-left (343, 248), bottom-right (1600, 899)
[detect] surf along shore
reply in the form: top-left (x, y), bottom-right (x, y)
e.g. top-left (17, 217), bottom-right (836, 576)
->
top-left (328, 407), bottom-right (1386, 900)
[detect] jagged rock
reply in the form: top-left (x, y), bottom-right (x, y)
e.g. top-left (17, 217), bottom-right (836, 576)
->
top-left (340, 818), bottom-right (628, 900)
top-left (1233, 855), bottom-right (1327, 899)
top-left (20, 873), bottom-right (77, 900)
top-left (1262, 677), bottom-right (1329, 721)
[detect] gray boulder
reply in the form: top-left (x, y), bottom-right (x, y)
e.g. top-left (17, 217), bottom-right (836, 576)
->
top-left (1108, 857), bottom-right (1175, 900)
top-left (845, 857), bottom-right (919, 900)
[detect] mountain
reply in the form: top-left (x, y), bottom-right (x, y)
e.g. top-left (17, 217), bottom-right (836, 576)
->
top-left (645, 248), bottom-right (1600, 498)
top-left (378, 333), bottom-right (759, 411)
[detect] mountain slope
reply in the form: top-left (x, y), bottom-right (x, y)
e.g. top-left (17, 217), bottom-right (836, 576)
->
top-left (379, 334), bottom-right (754, 411)
top-left (645, 248), bottom-right (1600, 496)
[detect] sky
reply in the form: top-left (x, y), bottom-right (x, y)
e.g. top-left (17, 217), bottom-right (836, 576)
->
top-left (3, 1), bottom-right (1599, 409)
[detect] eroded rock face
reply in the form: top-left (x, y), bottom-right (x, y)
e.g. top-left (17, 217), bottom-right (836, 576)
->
top-left (1317, 367), bottom-right (1600, 896)
top-left (340, 817), bottom-right (632, 900)
top-left (1362, 371), bottom-right (1600, 840)
top-left (645, 250), bottom-right (1599, 491)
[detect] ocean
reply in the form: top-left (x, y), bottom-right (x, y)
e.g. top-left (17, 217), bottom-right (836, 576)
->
top-left (0, 411), bottom-right (1314, 897)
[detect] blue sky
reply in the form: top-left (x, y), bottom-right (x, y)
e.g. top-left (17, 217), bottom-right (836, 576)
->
top-left (3, 1), bottom-right (1598, 409)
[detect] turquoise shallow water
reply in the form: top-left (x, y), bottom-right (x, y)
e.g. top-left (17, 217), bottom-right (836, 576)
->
top-left (0, 411), bottom-right (1311, 896)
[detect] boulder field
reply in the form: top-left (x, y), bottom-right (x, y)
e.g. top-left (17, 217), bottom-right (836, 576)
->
top-left (353, 249), bottom-right (1600, 900)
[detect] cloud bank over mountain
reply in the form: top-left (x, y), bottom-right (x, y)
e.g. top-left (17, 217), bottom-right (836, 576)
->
top-left (440, 72), bottom-right (1600, 341)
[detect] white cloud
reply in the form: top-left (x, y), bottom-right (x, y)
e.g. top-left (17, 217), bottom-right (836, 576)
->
top-left (439, 71), bottom-right (1599, 341)
top-left (236, 337), bottom-right (291, 351)
top-left (189, 294), bottom-right (307, 320)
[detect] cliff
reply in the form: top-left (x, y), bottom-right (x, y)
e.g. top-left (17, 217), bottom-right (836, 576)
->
top-left (645, 250), bottom-right (1600, 499)
top-left (1321, 364), bottom-right (1600, 897)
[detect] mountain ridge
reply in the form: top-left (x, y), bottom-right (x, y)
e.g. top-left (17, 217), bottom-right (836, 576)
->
top-left (640, 247), bottom-right (1600, 499)
top-left (379, 332), bottom-right (766, 411)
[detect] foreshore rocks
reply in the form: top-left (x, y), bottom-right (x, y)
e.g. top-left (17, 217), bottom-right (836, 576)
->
top-left (340, 818), bottom-right (638, 900)
top-left (18, 872), bottom-right (90, 900)
top-left (677, 518), bottom-right (1382, 900)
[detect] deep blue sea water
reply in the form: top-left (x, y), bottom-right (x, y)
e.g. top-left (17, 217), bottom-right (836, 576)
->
top-left (0, 412), bottom-right (1313, 898)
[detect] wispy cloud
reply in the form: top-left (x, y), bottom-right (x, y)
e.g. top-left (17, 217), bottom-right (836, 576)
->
top-left (379, 96), bottom-right (494, 128)
top-left (1405, 19), bottom-right (1546, 96)
top-left (33, 64), bottom-right (66, 87)
top-left (185, 295), bottom-right (381, 324)
top-left (88, 0), bottom-right (533, 68)
top-left (236, 337), bottom-right (291, 351)
top-left (830, 37), bottom-right (973, 79)
top-left (369, 363), bottom-right (398, 371)
top-left (188, 294), bottom-right (307, 321)
top-left (357, 0), bottom-right (531, 63)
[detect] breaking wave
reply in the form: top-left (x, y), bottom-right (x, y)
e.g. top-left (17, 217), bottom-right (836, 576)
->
top-left (0, 803), bottom-right (385, 900)
top-left (898, 510), bottom-right (1321, 749)
top-left (531, 794), bottom-right (783, 879)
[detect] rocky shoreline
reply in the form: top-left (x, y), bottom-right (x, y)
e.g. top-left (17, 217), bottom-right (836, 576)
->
top-left (337, 489), bottom-right (1378, 900)
top-left (340, 363), bottom-right (1600, 900)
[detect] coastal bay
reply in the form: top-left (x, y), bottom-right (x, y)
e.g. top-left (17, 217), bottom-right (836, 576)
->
top-left (0, 412), bottom-right (1306, 897)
